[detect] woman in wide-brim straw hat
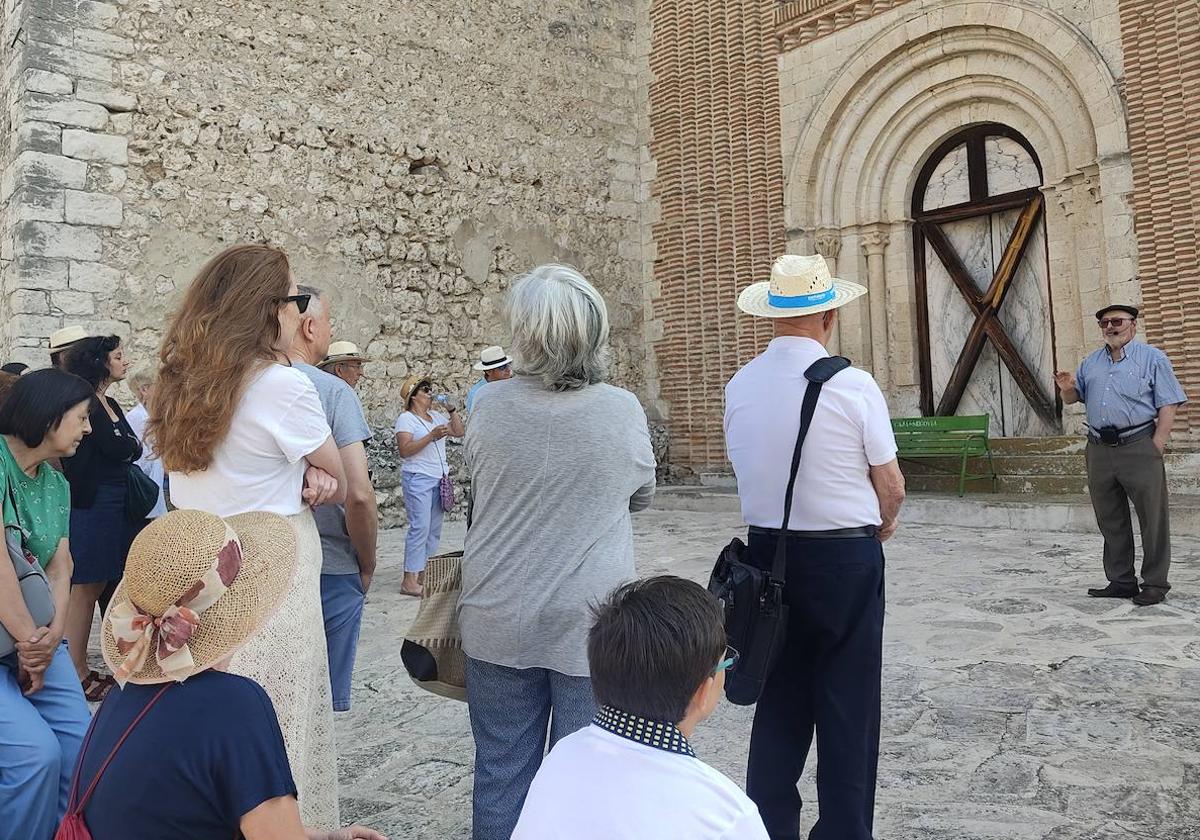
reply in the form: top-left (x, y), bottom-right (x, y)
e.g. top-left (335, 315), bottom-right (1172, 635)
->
top-left (69, 510), bottom-right (384, 840)
top-left (147, 244), bottom-right (348, 828)
top-left (392, 373), bottom-right (464, 596)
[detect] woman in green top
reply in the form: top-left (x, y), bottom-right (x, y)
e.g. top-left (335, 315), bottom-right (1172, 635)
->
top-left (0, 367), bottom-right (95, 840)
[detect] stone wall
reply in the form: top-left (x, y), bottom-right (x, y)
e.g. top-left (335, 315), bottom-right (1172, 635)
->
top-left (1, 0), bottom-right (654, 520)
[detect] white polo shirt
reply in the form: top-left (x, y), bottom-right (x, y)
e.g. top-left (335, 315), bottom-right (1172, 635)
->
top-left (724, 336), bottom-right (897, 530)
top-left (513, 716), bottom-right (768, 840)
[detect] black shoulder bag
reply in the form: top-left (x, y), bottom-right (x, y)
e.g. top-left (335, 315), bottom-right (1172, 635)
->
top-left (708, 355), bottom-right (851, 706)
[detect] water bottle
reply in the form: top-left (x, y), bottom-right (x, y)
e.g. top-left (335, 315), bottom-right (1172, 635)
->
top-left (435, 394), bottom-right (449, 405)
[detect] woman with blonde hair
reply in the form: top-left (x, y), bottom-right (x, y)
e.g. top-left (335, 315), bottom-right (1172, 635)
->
top-left (148, 243), bottom-right (346, 829)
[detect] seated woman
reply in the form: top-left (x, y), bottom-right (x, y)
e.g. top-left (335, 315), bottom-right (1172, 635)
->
top-left (66, 509), bottom-right (384, 840)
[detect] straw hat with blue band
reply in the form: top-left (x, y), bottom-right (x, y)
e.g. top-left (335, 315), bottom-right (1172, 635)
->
top-left (737, 254), bottom-right (867, 318)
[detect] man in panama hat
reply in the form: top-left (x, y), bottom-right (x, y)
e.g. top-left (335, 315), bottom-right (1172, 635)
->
top-left (48, 325), bottom-right (91, 369)
top-left (465, 345), bottom-right (513, 414)
top-left (318, 341), bottom-right (371, 390)
top-left (725, 254), bottom-right (906, 839)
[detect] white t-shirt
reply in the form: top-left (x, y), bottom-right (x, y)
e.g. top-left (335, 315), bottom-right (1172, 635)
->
top-left (393, 410), bottom-right (450, 478)
top-left (513, 724), bottom-right (768, 840)
top-left (724, 336), bottom-right (898, 529)
top-left (170, 364), bottom-right (332, 517)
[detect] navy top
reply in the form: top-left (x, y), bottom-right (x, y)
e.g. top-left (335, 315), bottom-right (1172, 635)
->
top-left (79, 671), bottom-right (297, 840)
top-left (60, 395), bottom-right (142, 508)
top-left (1075, 341), bottom-right (1187, 430)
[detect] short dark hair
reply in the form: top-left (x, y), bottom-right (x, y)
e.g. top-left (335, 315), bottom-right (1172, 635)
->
top-left (62, 335), bottom-right (121, 389)
top-left (587, 575), bottom-right (727, 723)
top-left (0, 368), bottom-right (96, 448)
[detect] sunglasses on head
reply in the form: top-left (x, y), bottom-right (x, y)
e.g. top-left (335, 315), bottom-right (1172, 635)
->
top-left (278, 294), bottom-right (311, 314)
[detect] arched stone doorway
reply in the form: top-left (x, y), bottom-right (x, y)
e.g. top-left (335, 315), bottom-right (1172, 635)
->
top-left (912, 123), bottom-right (1059, 437)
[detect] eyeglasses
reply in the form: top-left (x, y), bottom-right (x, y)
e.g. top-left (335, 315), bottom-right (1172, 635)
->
top-left (418, 384), bottom-right (433, 394)
top-left (277, 294), bottom-right (311, 314)
top-left (714, 646), bottom-right (740, 675)
top-left (1098, 317), bottom-right (1132, 328)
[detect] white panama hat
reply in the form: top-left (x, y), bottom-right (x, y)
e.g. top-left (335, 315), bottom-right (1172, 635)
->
top-left (737, 254), bottom-right (867, 318)
top-left (49, 325), bottom-right (91, 352)
top-left (473, 345), bottom-right (511, 372)
top-left (318, 340), bottom-right (371, 368)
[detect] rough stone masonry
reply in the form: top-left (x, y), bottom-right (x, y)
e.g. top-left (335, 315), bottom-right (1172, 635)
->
top-left (0, 0), bottom-right (660, 520)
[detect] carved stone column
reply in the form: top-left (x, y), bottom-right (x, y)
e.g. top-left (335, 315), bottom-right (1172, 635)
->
top-left (815, 229), bottom-right (843, 355)
top-left (861, 226), bottom-right (890, 388)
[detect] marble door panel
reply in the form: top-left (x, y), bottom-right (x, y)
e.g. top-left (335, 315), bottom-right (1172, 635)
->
top-left (925, 216), bottom-right (1006, 437)
top-left (991, 209), bottom-right (1057, 436)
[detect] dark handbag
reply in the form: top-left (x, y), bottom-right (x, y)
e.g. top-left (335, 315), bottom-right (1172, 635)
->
top-left (124, 464), bottom-right (158, 521)
top-left (0, 481), bottom-right (56, 659)
top-left (708, 355), bottom-right (850, 706)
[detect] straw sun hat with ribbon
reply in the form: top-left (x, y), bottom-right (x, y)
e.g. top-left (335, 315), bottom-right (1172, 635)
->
top-left (400, 373), bottom-right (433, 408)
top-left (102, 509), bottom-right (296, 686)
top-left (737, 254), bottom-right (867, 318)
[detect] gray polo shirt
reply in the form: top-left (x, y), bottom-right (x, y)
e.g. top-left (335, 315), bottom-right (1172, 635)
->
top-left (296, 363), bottom-right (372, 576)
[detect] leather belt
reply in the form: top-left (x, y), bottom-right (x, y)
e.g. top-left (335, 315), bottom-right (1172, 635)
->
top-left (750, 525), bottom-right (878, 539)
top-left (1086, 423), bottom-right (1155, 447)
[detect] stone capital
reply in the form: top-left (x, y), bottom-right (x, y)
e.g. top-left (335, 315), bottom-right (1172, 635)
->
top-left (860, 227), bottom-right (890, 257)
top-left (814, 228), bottom-right (842, 260)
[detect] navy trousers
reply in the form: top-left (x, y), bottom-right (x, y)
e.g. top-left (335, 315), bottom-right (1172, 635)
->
top-left (745, 529), bottom-right (885, 840)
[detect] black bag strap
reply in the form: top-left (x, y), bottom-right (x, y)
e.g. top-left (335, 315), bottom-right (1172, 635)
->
top-left (771, 355), bottom-right (852, 582)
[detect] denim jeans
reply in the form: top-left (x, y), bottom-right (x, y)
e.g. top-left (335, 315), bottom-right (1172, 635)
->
top-left (401, 471), bottom-right (444, 573)
top-left (465, 656), bottom-right (595, 840)
top-left (320, 573), bottom-right (365, 712)
top-left (0, 642), bottom-right (91, 840)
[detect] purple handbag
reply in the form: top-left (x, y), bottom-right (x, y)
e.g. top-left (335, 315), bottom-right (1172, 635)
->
top-left (438, 473), bottom-right (455, 512)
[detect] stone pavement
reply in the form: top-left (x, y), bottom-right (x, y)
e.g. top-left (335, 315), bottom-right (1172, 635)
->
top-left (337, 511), bottom-right (1200, 840)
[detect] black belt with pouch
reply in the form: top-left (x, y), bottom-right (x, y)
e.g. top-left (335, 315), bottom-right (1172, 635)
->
top-left (1087, 420), bottom-right (1154, 447)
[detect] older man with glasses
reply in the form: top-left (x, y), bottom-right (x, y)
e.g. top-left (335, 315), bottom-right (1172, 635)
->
top-left (1054, 304), bottom-right (1187, 606)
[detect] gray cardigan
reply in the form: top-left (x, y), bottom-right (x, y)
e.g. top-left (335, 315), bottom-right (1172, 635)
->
top-left (459, 374), bottom-right (657, 677)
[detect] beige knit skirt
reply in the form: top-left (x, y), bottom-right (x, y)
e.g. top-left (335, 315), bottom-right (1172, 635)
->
top-left (231, 509), bottom-right (339, 829)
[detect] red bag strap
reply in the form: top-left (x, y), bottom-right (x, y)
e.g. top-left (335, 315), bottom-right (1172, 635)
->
top-left (65, 684), bottom-right (172, 816)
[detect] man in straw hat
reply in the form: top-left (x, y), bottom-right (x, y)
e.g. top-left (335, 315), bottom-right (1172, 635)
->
top-left (724, 254), bottom-right (906, 839)
top-left (288, 286), bottom-right (379, 712)
top-left (80, 509), bottom-right (384, 839)
top-left (318, 341), bottom-right (371, 390)
top-left (48, 325), bottom-right (91, 369)
top-left (465, 345), bottom-right (513, 413)
top-left (1054, 303), bottom-right (1186, 606)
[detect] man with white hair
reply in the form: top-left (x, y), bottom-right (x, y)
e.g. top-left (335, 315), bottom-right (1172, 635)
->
top-left (466, 346), bottom-right (514, 413)
top-left (725, 254), bottom-right (905, 840)
top-left (288, 285), bottom-right (379, 712)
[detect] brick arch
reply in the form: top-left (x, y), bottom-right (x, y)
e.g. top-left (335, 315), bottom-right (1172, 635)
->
top-left (785, 0), bottom-right (1126, 230)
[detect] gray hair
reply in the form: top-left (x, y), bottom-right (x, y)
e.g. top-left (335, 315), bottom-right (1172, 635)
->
top-left (128, 361), bottom-right (156, 392)
top-left (504, 264), bottom-right (611, 391)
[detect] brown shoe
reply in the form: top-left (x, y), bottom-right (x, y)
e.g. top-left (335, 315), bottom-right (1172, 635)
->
top-left (1087, 582), bottom-right (1140, 598)
top-left (1132, 588), bottom-right (1166, 606)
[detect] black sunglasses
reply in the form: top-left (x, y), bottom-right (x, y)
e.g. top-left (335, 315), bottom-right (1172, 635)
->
top-left (278, 294), bottom-right (311, 314)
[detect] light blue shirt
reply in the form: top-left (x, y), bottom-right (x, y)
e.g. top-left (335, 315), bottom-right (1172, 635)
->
top-left (1075, 341), bottom-right (1186, 430)
top-left (466, 378), bottom-right (487, 413)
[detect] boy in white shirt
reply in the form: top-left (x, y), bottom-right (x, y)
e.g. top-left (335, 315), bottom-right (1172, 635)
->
top-left (513, 576), bottom-right (770, 840)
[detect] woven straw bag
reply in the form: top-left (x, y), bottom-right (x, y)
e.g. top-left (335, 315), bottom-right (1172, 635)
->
top-left (401, 552), bottom-right (466, 702)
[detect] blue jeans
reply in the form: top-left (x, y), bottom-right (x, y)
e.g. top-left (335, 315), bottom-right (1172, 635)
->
top-left (0, 642), bottom-right (91, 840)
top-left (320, 573), bottom-right (365, 712)
top-left (401, 471), bottom-right (444, 573)
top-left (465, 656), bottom-right (595, 840)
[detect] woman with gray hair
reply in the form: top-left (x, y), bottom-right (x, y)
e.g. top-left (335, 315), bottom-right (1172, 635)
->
top-left (459, 264), bottom-right (657, 840)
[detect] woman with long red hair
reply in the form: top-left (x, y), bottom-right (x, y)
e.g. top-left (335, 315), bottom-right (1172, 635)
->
top-left (149, 243), bottom-right (346, 829)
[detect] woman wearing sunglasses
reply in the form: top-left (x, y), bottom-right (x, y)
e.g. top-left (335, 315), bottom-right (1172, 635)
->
top-left (148, 244), bottom-right (347, 829)
top-left (393, 376), bottom-right (464, 597)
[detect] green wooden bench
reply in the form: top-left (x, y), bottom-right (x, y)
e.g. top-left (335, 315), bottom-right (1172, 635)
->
top-left (891, 415), bottom-right (998, 497)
